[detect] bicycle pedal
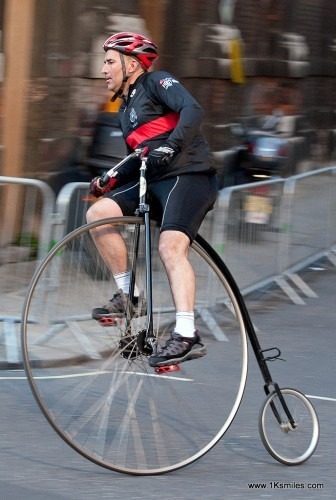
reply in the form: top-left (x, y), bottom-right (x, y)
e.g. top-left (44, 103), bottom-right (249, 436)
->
top-left (98, 316), bottom-right (119, 327)
top-left (154, 364), bottom-right (181, 375)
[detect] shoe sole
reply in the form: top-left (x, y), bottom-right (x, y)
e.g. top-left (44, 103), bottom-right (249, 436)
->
top-left (149, 344), bottom-right (207, 368)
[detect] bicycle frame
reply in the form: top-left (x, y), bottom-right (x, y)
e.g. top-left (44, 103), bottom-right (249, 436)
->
top-left (135, 156), bottom-right (156, 351)
top-left (198, 235), bottom-right (296, 427)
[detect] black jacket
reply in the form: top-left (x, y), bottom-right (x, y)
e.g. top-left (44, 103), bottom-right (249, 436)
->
top-left (117, 70), bottom-right (215, 183)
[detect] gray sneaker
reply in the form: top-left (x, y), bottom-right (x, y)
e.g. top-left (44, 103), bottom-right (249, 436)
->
top-left (148, 332), bottom-right (206, 367)
top-left (92, 289), bottom-right (146, 321)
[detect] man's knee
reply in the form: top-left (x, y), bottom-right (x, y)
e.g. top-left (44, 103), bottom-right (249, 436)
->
top-left (158, 230), bottom-right (190, 263)
top-left (86, 198), bottom-right (122, 223)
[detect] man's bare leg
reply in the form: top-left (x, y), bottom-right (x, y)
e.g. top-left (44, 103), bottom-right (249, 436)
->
top-left (86, 198), bottom-right (128, 274)
top-left (87, 198), bottom-right (143, 321)
top-left (148, 230), bottom-right (205, 367)
top-left (158, 230), bottom-right (195, 311)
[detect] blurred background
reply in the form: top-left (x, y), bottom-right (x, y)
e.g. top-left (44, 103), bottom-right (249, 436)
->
top-left (0, 0), bottom-right (335, 183)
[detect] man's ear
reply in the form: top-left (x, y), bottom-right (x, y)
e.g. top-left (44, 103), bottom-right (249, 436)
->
top-left (129, 57), bottom-right (141, 72)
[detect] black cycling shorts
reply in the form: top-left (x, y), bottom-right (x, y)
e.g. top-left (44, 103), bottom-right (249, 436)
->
top-left (105, 173), bottom-right (218, 242)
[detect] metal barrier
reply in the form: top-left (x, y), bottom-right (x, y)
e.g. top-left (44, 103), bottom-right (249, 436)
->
top-left (51, 182), bottom-right (92, 244)
top-left (278, 167), bottom-right (336, 302)
top-left (0, 177), bottom-right (56, 365)
top-left (283, 167), bottom-right (336, 273)
top-left (0, 167), bottom-right (335, 366)
top-left (209, 166), bottom-right (336, 303)
top-left (210, 177), bottom-right (286, 294)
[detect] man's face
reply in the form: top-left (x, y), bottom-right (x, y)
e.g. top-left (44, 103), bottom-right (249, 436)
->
top-left (101, 49), bottom-right (124, 93)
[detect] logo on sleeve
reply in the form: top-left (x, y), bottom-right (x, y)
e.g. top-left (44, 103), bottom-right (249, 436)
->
top-left (160, 77), bottom-right (179, 89)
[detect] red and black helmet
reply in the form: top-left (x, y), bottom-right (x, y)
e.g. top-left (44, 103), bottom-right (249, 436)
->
top-left (103, 32), bottom-right (158, 70)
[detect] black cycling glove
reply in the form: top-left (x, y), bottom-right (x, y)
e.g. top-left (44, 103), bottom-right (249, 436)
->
top-left (147, 146), bottom-right (177, 170)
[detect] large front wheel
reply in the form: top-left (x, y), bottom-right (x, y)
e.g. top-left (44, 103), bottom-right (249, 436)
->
top-left (21, 216), bottom-right (248, 475)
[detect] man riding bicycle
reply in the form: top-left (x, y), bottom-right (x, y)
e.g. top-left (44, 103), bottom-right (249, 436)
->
top-left (87, 32), bottom-right (218, 368)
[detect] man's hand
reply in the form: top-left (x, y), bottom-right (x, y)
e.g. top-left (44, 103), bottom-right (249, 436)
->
top-left (89, 176), bottom-right (118, 198)
top-left (147, 146), bottom-right (177, 170)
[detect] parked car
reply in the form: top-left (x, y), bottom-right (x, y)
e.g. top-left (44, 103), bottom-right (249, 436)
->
top-left (207, 112), bottom-right (317, 190)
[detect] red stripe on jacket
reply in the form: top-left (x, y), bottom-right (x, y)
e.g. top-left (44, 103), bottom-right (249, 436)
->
top-left (126, 112), bottom-right (179, 149)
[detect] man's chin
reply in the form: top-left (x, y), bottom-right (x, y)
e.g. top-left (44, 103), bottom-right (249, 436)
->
top-left (105, 81), bottom-right (115, 91)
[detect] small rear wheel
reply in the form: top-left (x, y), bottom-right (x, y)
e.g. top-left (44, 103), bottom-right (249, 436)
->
top-left (259, 387), bottom-right (319, 465)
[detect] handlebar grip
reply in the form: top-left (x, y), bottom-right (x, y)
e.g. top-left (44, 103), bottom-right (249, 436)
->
top-left (100, 173), bottom-right (111, 187)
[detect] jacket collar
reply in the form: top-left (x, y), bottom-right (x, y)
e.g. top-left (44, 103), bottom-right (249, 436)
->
top-left (124, 72), bottom-right (147, 103)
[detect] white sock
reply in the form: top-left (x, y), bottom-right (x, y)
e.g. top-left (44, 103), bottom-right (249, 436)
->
top-left (174, 311), bottom-right (195, 338)
top-left (113, 271), bottom-right (139, 296)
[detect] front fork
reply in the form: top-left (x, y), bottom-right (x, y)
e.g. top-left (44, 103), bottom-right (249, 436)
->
top-left (137, 160), bottom-right (156, 354)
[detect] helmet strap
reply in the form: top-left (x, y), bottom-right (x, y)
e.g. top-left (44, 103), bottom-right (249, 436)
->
top-left (110, 53), bottom-right (129, 102)
top-left (110, 53), bottom-right (144, 102)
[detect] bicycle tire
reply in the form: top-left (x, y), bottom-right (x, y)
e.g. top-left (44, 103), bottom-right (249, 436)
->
top-left (259, 387), bottom-right (319, 465)
top-left (21, 216), bottom-right (248, 475)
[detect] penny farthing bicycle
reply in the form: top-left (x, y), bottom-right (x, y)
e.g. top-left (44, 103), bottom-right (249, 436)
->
top-left (21, 149), bottom-right (319, 475)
